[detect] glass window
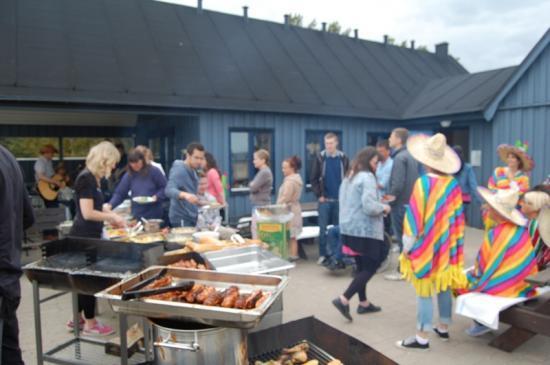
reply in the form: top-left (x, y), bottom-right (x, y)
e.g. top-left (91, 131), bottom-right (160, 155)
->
top-left (305, 131), bottom-right (342, 185)
top-left (229, 130), bottom-right (274, 190)
top-left (62, 137), bottom-right (134, 158)
top-left (0, 137), bottom-right (60, 159)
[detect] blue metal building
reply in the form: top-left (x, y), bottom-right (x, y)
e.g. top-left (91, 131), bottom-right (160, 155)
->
top-left (0, 0), bottom-right (548, 225)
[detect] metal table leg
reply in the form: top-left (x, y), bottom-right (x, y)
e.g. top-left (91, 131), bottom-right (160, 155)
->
top-left (142, 317), bottom-right (153, 361)
top-left (32, 281), bottom-right (44, 365)
top-left (72, 292), bottom-right (82, 361)
top-left (119, 313), bottom-right (128, 365)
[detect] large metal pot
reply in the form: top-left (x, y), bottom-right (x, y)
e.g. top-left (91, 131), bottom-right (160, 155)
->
top-left (151, 319), bottom-right (248, 365)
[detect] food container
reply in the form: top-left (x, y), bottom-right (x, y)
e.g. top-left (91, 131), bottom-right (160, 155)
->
top-left (151, 319), bottom-right (247, 365)
top-left (192, 231), bottom-right (220, 242)
top-left (204, 246), bottom-right (295, 276)
top-left (144, 219), bottom-right (163, 233)
top-left (57, 220), bottom-right (73, 239)
top-left (96, 266), bottom-right (288, 329)
top-left (254, 205), bottom-right (293, 259)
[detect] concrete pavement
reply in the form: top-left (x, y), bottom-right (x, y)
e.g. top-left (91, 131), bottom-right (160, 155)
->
top-left (17, 227), bottom-right (550, 364)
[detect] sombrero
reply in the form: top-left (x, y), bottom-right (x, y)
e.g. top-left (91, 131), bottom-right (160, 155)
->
top-left (477, 187), bottom-right (527, 226)
top-left (407, 133), bottom-right (461, 174)
top-left (497, 140), bottom-right (534, 172)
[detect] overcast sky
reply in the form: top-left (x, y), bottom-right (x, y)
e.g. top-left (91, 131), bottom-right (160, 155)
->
top-left (159, 0), bottom-right (549, 73)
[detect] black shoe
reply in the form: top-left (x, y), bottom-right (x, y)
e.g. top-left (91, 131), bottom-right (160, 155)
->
top-left (327, 260), bottom-right (346, 271)
top-left (433, 327), bottom-right (450, 341)
top-left (321, 257), bottom-right (331, 267)
top-left (357, 303), bottom-right (381, 314)
top-left (332, 298), bottom-right (353, 321)
top-left (396, 336), bottom-right (429, 351)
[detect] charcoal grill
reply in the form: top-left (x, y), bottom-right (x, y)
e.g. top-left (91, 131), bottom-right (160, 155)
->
top-left (248, 317), bottom-right (399, 365)
top-left (24, 236), bottom-right (164, 294)
top-left (25, 237), bottom-right (164, 365)
top-left (250, 340), bottom-right (337, 364)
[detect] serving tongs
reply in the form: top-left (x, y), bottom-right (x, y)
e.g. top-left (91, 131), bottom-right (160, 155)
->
top-left (121, 280), bottom-right (195, 301)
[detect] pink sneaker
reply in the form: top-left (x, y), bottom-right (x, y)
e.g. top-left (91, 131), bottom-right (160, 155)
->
top-left (83, 322), bottom-right (115, 336)
top-left (66, 318), bottom-right (85, 332)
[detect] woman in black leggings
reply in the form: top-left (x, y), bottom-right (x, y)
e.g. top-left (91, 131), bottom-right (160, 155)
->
top-left (68, 141), bottom-right (126, 336)
top-left (331, 147), bottom-right (391, 321)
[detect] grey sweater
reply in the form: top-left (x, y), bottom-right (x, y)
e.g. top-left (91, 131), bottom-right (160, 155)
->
top-left (249, 167), bottom-right (273, 206)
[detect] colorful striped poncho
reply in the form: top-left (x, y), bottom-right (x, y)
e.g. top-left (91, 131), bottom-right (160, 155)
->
top-left (399, 174), bottom-right (467, 297)
top-left (488, 167), bottom-right (530, 193)
top-left (462, 221), bottom-right (537, 298)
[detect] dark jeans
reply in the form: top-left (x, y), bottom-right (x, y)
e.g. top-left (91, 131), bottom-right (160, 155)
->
top-left (343, 254), bottom-right (383, 302)
top-left (43, 198), bottom-right (59, 208)
top-left (318, 201), bottom-right (339, 257)
top-left (0, 289), bottom-right (24, 365)
top-left (78, 295), bottom-right (96, 319)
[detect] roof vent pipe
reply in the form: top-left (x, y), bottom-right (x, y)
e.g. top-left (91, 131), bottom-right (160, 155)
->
top-left (284, 14), bottom-right (290, 27)
top-left (435, 42), bottom-right (449, 57)
top-left (243, 6), bottom-right (248, 22)
top-left (354, 29), bottom-right (359, 39)
top-left (411, 40), bottom-right (415, 49)
top-left (322, 22), bottom-right (327, 32)
top-left (383, 34), bottom-right (389, 45)
top-left (197, 0), bottom-right (202, 13)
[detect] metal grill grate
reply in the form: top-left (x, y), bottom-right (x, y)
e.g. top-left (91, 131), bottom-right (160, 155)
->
top-left (249, 340), bottom-right (337, 364)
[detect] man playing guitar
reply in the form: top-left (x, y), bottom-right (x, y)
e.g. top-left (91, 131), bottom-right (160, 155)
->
top-left (34, 144), bottom-right (63, 207)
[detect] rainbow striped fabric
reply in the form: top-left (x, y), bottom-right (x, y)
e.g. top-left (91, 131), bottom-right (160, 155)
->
top-left (488, 167), bottom-right (530, 193)
top-left (464, 221), bottom-right (537, 298)
top-left (399, 174), bottom-right (467, 297)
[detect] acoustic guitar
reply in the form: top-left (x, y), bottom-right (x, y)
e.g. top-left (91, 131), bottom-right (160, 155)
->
top-left (37, 174), bottom-right (66, 201)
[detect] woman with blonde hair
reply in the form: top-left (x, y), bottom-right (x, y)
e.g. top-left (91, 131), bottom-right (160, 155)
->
top-left (67, 141), bottom-right (126, 336)
top-left (521, 184), bottom-right (550, 270)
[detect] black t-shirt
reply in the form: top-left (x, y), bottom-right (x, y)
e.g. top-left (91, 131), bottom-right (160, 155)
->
top-left (70, 169), bottom-right (104, 238)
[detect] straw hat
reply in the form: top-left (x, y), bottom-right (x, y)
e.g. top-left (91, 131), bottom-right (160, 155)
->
top-left (477, 187), bottom-right (527, 226)
top-left (407, 133), bottom-right (461, 174)
top-left (497, 141), bottom-right (534, 172)
top-left (538, 207), bottom-right (550, 247)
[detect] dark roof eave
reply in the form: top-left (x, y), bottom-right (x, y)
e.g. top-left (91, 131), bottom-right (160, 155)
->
top-left (0, 87), bottom-right (400, 120)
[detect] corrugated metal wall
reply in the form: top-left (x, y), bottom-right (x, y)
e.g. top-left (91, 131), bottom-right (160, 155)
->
top-left (197, 110), bottom-right (396, 219)
top-left (491, 45), bottom-right (550, 186)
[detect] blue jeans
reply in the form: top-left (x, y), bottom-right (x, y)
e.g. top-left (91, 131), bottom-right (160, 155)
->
top-left (170, 218), bottom-right (196, 228)
top-left (417, 290), bottom-right (452, 332)
top-left (327, 226), bottom-right (342, 261)
top-left (318, 200), bottom-right (339, 257)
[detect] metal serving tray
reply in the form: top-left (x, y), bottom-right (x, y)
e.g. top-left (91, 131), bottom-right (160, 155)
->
top-left (204, 246), bottom-right (295, 275)
top-left (96, 266), bottom-right (288, 329)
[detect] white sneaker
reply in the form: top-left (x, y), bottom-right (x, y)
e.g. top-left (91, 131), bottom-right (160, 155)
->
top-left (390, 244), bottom-right (400, 253)
top-left (384, 272), bottom-right (404, 281)
top-left (317, 256), bottom-right (327, 265)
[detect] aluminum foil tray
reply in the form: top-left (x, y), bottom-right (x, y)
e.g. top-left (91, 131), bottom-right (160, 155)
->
top-left (96, 266), bottom-right (288, 329)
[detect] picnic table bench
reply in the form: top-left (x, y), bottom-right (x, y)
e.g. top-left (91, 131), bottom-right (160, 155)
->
top-left (489, 269), bottom-right (550, 352)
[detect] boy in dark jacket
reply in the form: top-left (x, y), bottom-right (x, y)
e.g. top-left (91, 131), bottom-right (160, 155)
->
top-left (310, 133), bottom-right (350, 265)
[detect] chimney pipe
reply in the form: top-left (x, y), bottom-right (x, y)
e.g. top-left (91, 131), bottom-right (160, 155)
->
top-left (197, 0), bottom-right (203, 13)
top-left (383, 34), bottom-right (388, 45)
top-left (322, 22), bottom-right (327, 32)
top-left (435, 42), bottom-right (449, 57)
top-left (411, 40), bottom-right (415, 49)
top-left (243, 6), bottom-right (248, 22)
top-left (284, 14), bottom-right (290, 27)
top-left (354, 29), bottom-right (359, 39)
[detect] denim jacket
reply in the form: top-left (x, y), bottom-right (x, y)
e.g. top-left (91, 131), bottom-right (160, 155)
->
top-left (339, 171), bottom-right (386, 240)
